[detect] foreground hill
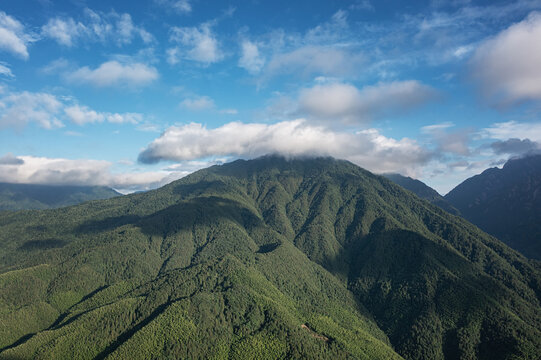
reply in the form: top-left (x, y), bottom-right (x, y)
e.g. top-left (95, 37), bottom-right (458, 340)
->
top-left (382, 174), bottom-right (459, 215)
top-left (445, 154), bottom-right (541, 260)
top-left (0, 156), bottom-right (540, 359)
top-left (0, 183), bottom-right (121, 211)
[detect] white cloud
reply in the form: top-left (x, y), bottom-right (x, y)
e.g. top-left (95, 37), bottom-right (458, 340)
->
top-left (0, 11), bottom-right (36, 59)
top-left (137, 119), bottom-right (431, 176)
top-left (482, 121), bottom-right (541, 142)
top-left (0, 155), bottom-right (184, 191)
top-left (265, 46), bottom-right (364, 80)
top-left (67, 61), bottom-right (159, 87)
top-left (0, 89), bottom-right (144, 129)
top-left (41, 9), bottom-right (153, 47)
top-left (238, 40), bottom-right (265, 74)
top-left (179, 96), bottom-right (215, 111)
top-left (166, 47), bottom-right (181, 65)
top-left (170, 23), bottom-right (223, 64)
top-left (155, 0), bottom-right (192, 14)
top-left (0, 91), bottom-right (64, 130)
top-left (299, 81), bottom-right (438, 123)
top-left (470, 12), bottom-right (541, 106)
top-left (0, 63), bottom-right (14, 77)
top-left (64, 105), bottom-right (142, 125)
top-left (422, 122), bottom-right (473, 155)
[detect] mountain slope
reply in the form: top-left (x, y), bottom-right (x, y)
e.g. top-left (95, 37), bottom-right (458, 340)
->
top-left (0, 156), bottom-right (540, 359)
top-left (445, 154), bottom-right (541, 260)
top-left (0, 183), bottom-right (121, 211)
top-left (382, 174), bottom-right (459, 215)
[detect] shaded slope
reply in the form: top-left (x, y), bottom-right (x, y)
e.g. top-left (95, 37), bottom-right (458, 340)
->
top-left (445, 154), bottom-right (541, 259)
top-left (0, 183), bottom-right (121, 211)
top-left (0, 156), bottom-right (540, 359)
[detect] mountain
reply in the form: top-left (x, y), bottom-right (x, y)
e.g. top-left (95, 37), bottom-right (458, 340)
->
top-left (0, 156), bottom-right (540, 359)
top-left (382, 174), bottom-right (460, 215)
top-left (0, 183), bottom-right (121, 211)
top-left (445, 154), bottom-right (541, 260)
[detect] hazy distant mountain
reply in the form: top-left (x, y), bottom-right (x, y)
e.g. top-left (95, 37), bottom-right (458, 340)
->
top-left (383, 174), bottom-right (460, 215)
top-left (0, 183), bottom-right (121, 211)
top-left (0, 156), bottom-right (540, 359)
top-left (445, 154), bottom-right (541, 260)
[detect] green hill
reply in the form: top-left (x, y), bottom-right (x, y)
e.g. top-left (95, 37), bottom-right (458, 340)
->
top-left (445, 154), bottom-right (541, 260)
top-left (382, 174), bottom-right (460, 215)
top-left (0, 183), bottom-right (121, 211)
top-left (0, 156), bottom-right (540, 359)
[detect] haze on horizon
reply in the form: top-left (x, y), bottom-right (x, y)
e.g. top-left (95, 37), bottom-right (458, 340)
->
top-left (1, 0), bottom-right (541, 194)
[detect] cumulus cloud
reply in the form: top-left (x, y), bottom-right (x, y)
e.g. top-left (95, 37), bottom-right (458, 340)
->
top-left (170, 23), bottom-right (222, 64)
top-left (490, 138), bottom-right (541, 155)
top-left (238, 40), bottom-right (265, 74)
top-left (41, 9), bottom-right (153, 47)
top-left (0, 91), bottom-right (64, 130)
top-left (0, 11), bottom-right (36, 59)
top-left (137, 119), bottom-right (431, 176)
top-left (421, 122), bottom-right (473, 156)
top-left (0, 153), bottom-right (24, 165)
top-left (299, 81), bottom-right (438, 123)
top-left (67, 61), bottom-right (159, 87)
top-left (180, 96), bottom-right (215, 111)
top-left (470, 12), bottom-right (541, 106)
top-left (64, 105), bottom-right (142, 125)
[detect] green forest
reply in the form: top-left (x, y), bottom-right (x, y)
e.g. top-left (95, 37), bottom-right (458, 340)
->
top-left (0, 156), bottom-right (540, 359)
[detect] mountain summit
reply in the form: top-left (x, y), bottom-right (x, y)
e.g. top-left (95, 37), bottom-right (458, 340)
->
top-left (1, 156), bottom-right (540, 359)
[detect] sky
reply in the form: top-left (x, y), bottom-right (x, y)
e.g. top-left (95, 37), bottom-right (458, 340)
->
top-left (1, 0), bottom-right (541, 194)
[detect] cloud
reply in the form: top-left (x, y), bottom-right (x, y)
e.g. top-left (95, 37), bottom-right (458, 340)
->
top-left (0, 91), bottom-right (64, 130)
top-left (170, 23), bottom-right (223, 64)
top-left (482, 120), bottom-right (541, 142)
top-left (264, 46), bottom-right (364, 80)
top-left (0, 153), bottom-right (24, 165)
top-left (137, 119), bottom-right (431, 176)
top-left (299, 81), bottom-right (438, 123)
top-left (67, 61), bottom-right (159, 87)
top-left (349, 0), bottom-right (374, 11)
top-left (0, 63), bottom-right (14, 77)
top-left (41, 9), bottom-right (153, 47)
top-left (155, 0), bottom-right (192, 14)
top-left (470, 12), bottom-right (541, 106)
top-left (64, 105), bottom-right (142, 125)
top-left (0, 89), bottom-right (145, 130)
top-left (421, 122), bottom-right (473, 155)
top-left (0, 11), bottom-right (36, 59)
top-left (238, 40), bottom-right (265, 74)
top-left (180, 96), bottom-right (215, 111)
top-left (490, 138), bottom-right (541, 155)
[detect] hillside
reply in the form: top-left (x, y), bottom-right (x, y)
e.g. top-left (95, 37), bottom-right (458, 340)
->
top-left (0, 156), bottom-right (540, 359)
top-left (382, 174), bottom-right (459, 215)
top-left (445, 154), bottom-right (541, 260)
top-left (0, 183), bottom-right (121, 211)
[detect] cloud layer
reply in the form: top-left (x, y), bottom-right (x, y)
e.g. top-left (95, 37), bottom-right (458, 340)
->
top-left (67, 61), bottom-right (159, 87)
top-left (138, 119), bottom-right (431, 176)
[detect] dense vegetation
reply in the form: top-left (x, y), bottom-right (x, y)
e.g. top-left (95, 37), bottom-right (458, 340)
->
top-left (446, 154), bottom-right (541, 260)
top-left (0, 183), bottom-right (120, 211)
top-left (382, 174), bottom-right (459, 215)
top-left (0, 156), bottom-right (540, 359)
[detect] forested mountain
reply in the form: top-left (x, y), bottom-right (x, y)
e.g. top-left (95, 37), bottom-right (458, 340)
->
top-left (0, 183), bottom-right (121, 211)
top-left (382, 174), bottom-right (460, 215)
top-left (0, 156), bottom-right (540, 359)
top-left (445, 154), bottom-right (541, 260)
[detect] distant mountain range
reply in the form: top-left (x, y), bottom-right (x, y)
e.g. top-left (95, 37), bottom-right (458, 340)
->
top-left (1, 156), bottom-right (539, 359)
top-left (0, 183), bottom-right (121, 211)
top-left (445, 155), bottom-right (541, 260)
top-left (382, 174), bottom-right (460, 215)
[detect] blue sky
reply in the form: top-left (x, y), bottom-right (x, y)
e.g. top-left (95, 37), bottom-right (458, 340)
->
top-left (1, 0), bottom-right (541, 193)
